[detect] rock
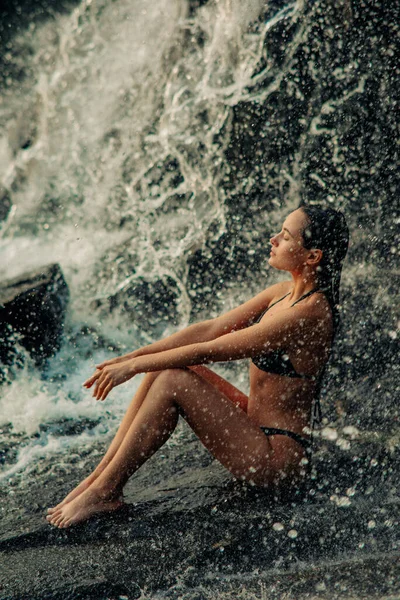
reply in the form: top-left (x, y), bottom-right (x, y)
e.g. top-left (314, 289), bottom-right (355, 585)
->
top-left (0, 424), bottom-right (398, 599)
top-left (0, 264), bottom-right (69, 377)
top-left (92, 274), bottom-right (181, 333)
top-left (0, 185), bottom-right (12, 223)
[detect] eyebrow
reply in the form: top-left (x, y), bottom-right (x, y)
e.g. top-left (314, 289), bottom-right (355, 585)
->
top-left (283, 227), bottom-right (293, 237)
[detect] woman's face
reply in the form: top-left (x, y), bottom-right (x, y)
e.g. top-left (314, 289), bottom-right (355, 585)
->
top-left (269, 209), bottom-right (311, 272)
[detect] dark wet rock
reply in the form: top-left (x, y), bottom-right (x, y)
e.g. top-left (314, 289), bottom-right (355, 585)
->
top-left (0, 0), bottom-right (399, 597)
top-left (187, 0), bottom-right (399, 307)
top-left (0, 1), bottom-right (83, 96)
top-left (38, 418), bottom-right (101, 438)
top-left (7, 99), bottom-right (40, 155)
top-left (185, 0), bottom-right (400, 379)
top-left (337, 275), bottom-right (400, 381)
top-left (0, 264), bottom-right (69, 379)
top-left (0, 425), bottom-right (24, 466)
top-left (92, 275), bottom-right (181, 332)
top-left (316, 271), bottom-right (400, 433)
top-left (0, 424), bottom-right (399, 599)
top-left (0, 579), bottom-right (140, 600)
top-left (188, 0), bottom-right (210, 18)
top-left (0, 185), bottom-right (12, 223)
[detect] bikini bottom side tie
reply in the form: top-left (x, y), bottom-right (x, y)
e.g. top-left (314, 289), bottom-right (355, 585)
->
top-left (260, 426), bottom-right (312, 462)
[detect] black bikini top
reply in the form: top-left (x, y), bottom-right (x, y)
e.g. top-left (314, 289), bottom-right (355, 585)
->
top-left (251, 288), bottom-right (322, 379)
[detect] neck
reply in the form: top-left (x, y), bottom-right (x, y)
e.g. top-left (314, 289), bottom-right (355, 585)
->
top-left (288, 272), bottom-right (319, 302)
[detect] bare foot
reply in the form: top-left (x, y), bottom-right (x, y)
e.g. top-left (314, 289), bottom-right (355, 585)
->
top-left (46, 486), bottom-right (124, 528)
top-left (47, 473), bottom-right (98, 514)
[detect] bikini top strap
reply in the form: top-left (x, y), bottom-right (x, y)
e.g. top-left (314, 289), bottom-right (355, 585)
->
top-left (264, 287), bottom-right (321, 315)
top-left (290, 287), bottom-right (321, 308)
top-left (268, 292), bottom-right (291, 310)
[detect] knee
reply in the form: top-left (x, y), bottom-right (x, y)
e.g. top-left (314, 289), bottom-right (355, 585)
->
top-left (143, 370), bottom-right (163, 385)
top-left (156, 368), bottom-right (190, 385)
top-left (151, 368), bottom-right (192, 392)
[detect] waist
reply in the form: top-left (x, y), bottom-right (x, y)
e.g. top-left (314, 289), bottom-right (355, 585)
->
top-left (249, 363), bottom-right (317, 393)
top-left (248, 380), bottom-right (313, 424)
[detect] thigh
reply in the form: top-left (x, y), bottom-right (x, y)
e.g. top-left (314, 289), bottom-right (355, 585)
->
top-left (188, 365), bottom-right (248, 412)
top-left (152, 368), bottom-right (276, 486)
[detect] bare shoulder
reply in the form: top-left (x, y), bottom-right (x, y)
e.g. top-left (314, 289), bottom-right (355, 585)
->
top-left (303, 291), bottom-right (332, 319)
top-left (290, 291), bottom-right (334, 334)
top-left (210, 280), bottom-right (293, 337)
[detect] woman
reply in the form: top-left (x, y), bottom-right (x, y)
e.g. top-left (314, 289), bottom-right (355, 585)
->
top-left (47, 203), bottom-right (349, 528)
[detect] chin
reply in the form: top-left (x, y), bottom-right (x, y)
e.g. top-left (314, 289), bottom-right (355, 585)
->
top-left (269, 258), bottom-right (281, 270)
top-left (269, 258), bottom-right (288, 272)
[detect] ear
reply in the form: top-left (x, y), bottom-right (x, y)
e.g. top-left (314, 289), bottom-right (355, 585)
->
top-left (306, 248), bottom-right (323, 266)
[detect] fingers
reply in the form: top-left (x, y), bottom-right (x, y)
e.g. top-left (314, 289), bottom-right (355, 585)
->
top-left (99, 382), bottom-right (113, 402)
top-left (96, 354), bottom-right (133, 369)
top-left (83, 367), bottom-right (114, 400)
top-left (83, 370), bottom-right (102, 388)
top-left (95, 360), bottom-right (111, 369)
top-left (83, 366), bottom-right (115, 400)
top-left (94, 376), bottom-right (110, 401)
top-left (95, 357), bottom-right (121, 369)
top-left (93, 371), bottom-right (108, 399)
top-left (84, 361), bottom-right (132, 400)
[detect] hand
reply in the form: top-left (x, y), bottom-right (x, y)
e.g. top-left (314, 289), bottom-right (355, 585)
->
top-left (83, 360), bottom-right (137, 401)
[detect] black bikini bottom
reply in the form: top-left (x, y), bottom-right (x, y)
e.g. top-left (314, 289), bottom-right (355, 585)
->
top-left (260, 427), bottom-right (312, 457)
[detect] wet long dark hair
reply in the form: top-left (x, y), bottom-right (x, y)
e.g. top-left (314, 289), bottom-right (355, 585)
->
top-left (299, 203), bottom-right (349, 338)
top-left (298, 203), bottom-right (349, 429)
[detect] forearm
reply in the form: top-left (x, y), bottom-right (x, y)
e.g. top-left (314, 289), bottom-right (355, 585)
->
top-left (131, 320), bottom-right (283, 374)
top-left (131, 330), bottom-right (252, 375)
top-left (132, 341), bottom-right (216, 374)
top-left (132, 320), bottom-right (216, 359)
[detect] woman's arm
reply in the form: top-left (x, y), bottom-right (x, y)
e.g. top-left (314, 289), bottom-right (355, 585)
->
top-left (131, 314), bottom-right (294, 373)
top-left (96, 319), bottom-right (216, 368)
top-left (96, 282), bottom-right (288, 369)
top-left (85, 304), bottom-right (321, 400)
top-left (131, 298), bottom-right (325, 373)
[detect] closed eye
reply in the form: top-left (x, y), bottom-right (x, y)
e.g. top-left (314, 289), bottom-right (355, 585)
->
top-left (283, 227), bottom-right (293, 237)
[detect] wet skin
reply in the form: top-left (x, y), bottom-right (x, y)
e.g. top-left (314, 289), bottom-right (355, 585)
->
top-left (47, 209), bottom-right (333, 528)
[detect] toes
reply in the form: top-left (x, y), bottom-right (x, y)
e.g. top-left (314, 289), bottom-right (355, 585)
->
top-left (52, 513), bottom-right (64, 528)
top-left (60, 518), bottom-right (72, 529)
top-left (47, 516), bottom-right (57, 527)
top-left (57, 515), bottom-right (66, 527)
top-left (46, 509), bottom-right (66, 527)
top-left (46, 513), bottom-right (58, 524)
top-left (48, 511), bottom-right (61, 524)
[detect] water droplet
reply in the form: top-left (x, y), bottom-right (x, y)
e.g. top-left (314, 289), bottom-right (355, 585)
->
top-left (321, 427), bottom-right (338, 441)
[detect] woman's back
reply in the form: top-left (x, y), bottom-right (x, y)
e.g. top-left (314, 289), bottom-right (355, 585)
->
top-left (248, 282), bottom-right (333, 435)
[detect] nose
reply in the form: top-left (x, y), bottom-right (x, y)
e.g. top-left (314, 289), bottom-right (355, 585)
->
top-left (270, 234), bottom-right (278, 246)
